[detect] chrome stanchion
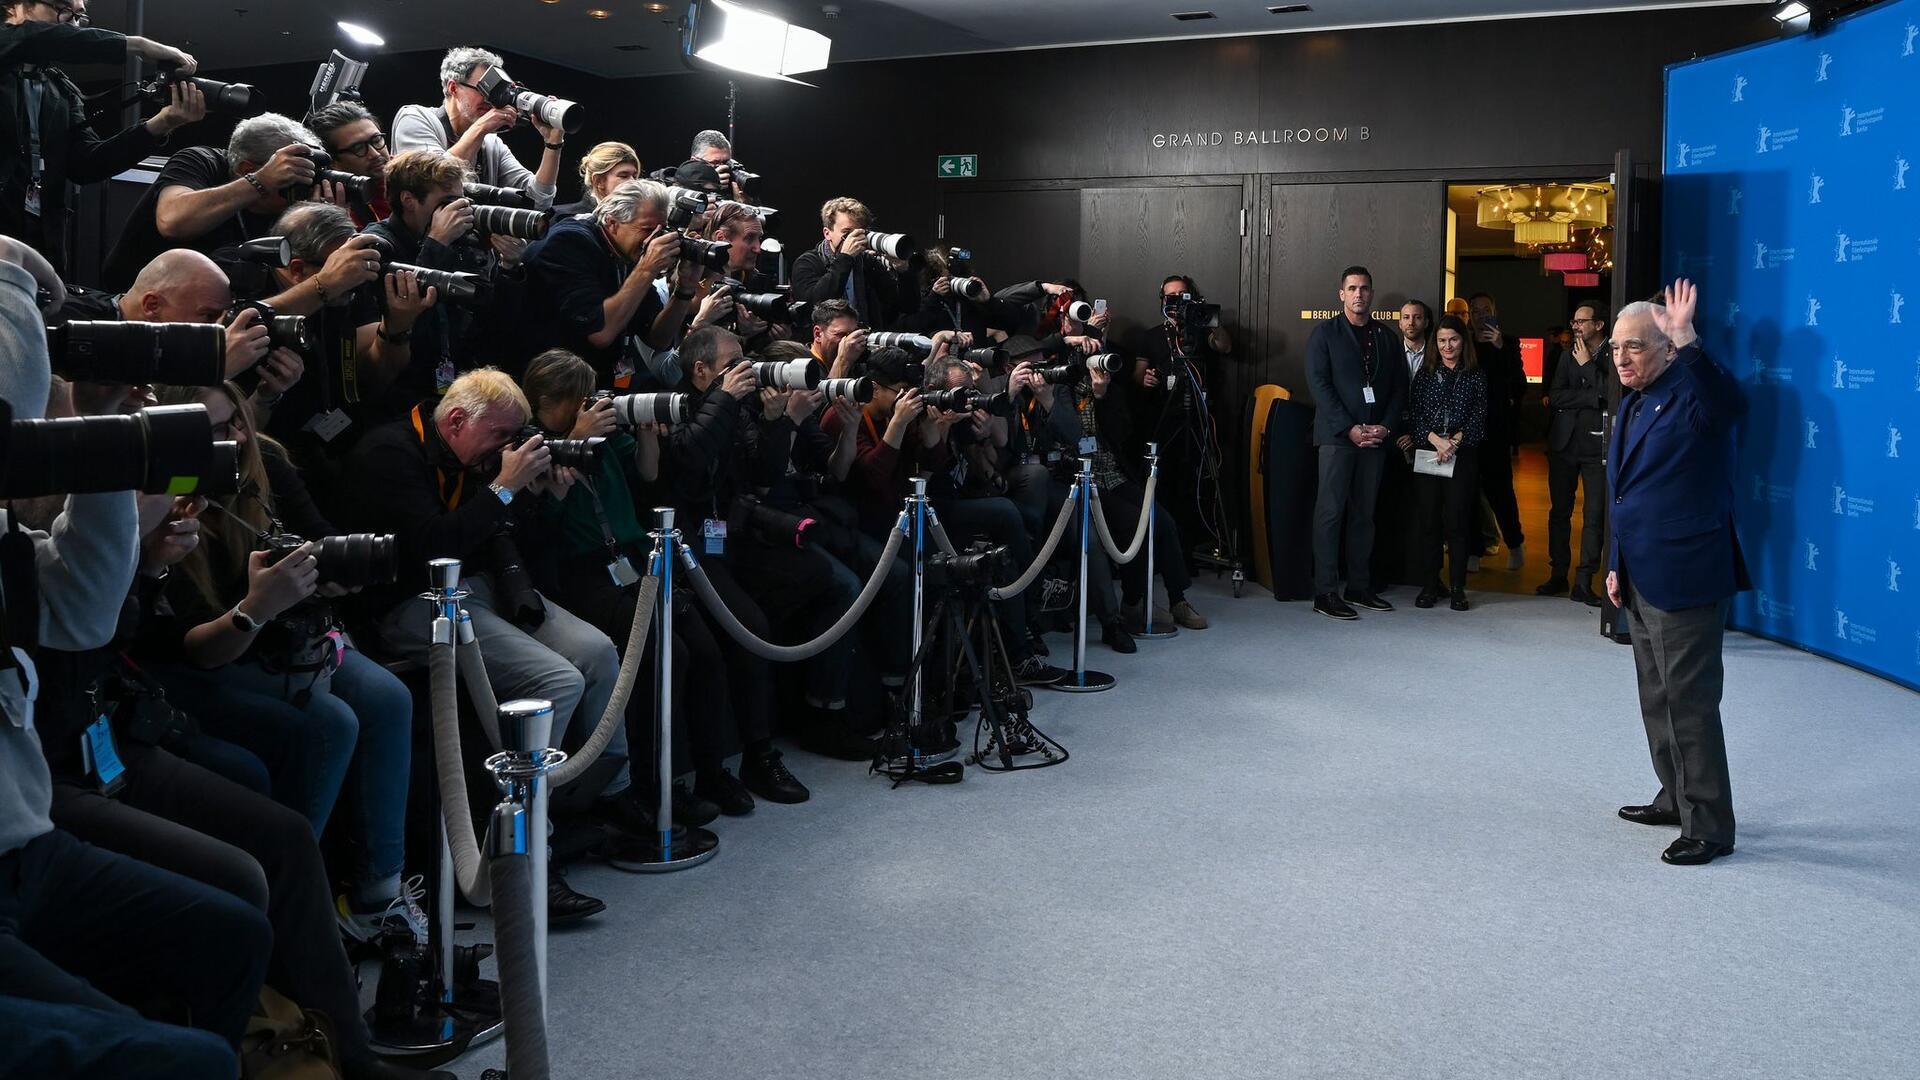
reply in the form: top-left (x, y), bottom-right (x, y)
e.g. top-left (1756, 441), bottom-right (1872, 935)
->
top-left (908, 477), bottom-right (927, 739)
top-left (1135, 442), bottom-right (1178, 640)
top-left (623, 508), bottom-right (717, 872)
top-left (1057, 459), bottom-right (1115, 693)
top-left (486, 698), bottom-right (565, 1012)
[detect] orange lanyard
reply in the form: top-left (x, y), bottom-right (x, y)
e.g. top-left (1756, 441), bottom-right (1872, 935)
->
top-left (411, 405), bottom-right (466, 509)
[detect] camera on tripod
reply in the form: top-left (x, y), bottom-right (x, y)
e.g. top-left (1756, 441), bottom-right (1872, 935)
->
top-left (0, 399), bottom-right (239, 499)
top-left (470, 66), bottom-right (584, 135)
top-left (927, 540), bottom-right (1011, 595)
top-left (138, 64), bottom-right (264, 117)
top-left (261, 529), bottom-right (399, 589)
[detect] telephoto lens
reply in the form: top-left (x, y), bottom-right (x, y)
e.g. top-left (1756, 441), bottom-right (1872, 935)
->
top-left (0, 402), bottom-right (224, 498)
top-left (865, 331), bottom-right (933, 356)
top-left (316, 168), bottom-right (377, 202)
top-left (817, 376), bottom-right (873, 404)
top-left (318, 533), bottom-right (399, 588)
top-left (512, 88), bottom-right (584, 134)
top-left (46, 321), bottom-right (227, 387)
top-left (463, 182), bottom-right (539, 209)
top-left (470, 205), bottom-right (552, 241)
top-left (146, 68), bottom-right (264, 116)
top-left (1039, 359), bottom-right (1087, 385)
top-left (734, 290), bottom-right (798, 322)
top-left (518, 427), bottom-right (606, 471)
top-left (750, 359), bottom-right (822, 391)
top-left (951, 276), bottom-right (989, 302)
top-left (976, 390), bottom-right (1015, 417)
top-left (1086, 352), bottom-right (1126, 374)
top-left (608, 392), bottom-right (689, 426)
top-left (679, 235), bottom-right (732, 272)
top-left (867, 231), bottom-right (918, 261)
top-left (921, 386), bottom-right (983, 413)
top-left (366, 238), bottom-right (485, 303)
top-left (1067, 300), bottom-right (1094, 323)
top-left (960, 345), bottom-right (1006, 368)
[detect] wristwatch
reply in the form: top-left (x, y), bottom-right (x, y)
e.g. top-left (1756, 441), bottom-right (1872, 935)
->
top-left (230, 605), bottom-right (263, 634)
top-left (490, 482), bottom-right (514, 506)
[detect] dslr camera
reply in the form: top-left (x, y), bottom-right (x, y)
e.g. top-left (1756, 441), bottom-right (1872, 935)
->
top-left (470, 66), bottom-right (584, 134)
top-left (927, 539), bottom-right (1011, 595)
top-left (1039, 353), bottom-right (1124, 386)
top-left (138, 64), bottom-right (264, 117)
top-left (595, 390), bottom-right (690, 426)
top-left (226, 300), bottom-right (317, 355)
top-left (365, 237), bottom-right (486, 305)
top-left (921, 386), bottom-right (1013, 416)
top-left (261, 529), bottom-right (399, 589)
top-left (515, 427), bottom-right (605, 471)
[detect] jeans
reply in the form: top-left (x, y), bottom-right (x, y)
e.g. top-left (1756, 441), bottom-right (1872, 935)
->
top-left (0, 828), bottom-right (269, 1048)
top-left (0, 994), bottom-right (235, 1079)
top-left (380, 574), bottom-right (629, 797)
top-left (154, 648), bottom-right (412, 886)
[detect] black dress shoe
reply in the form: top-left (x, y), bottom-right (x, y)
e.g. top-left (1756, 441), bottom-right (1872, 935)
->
top-left (1344, 589), bottom-right (1394, 611)
top-left (1313, 593), bottom-right (1359, 620)
top-left (1414, 587), bottom-right (1439, 609)
top-left (742, 748), bottom-right (811, 804)
top-left (1618, 803), bottom-right (1681, 827)
top-left (1101, 618), bottom-right (1137, 654)
top-left (672, 781), bottom-right (721, 828)
top-left (796, 710), bottom-right (880, 761)
top-left (592, 788), bottom-right (657, 839)
top-left (1661, 837), bottom-right (1735, 865)
top-left (698, 767), bottom-right (755, 816)
top-left (547, 867), bottom-right (606, 925)
top-left (1449, 587), bottom-right (1470, 611)
top-left (1569, 583), bottom-right (1602, 607)
top-left (1535, 578), bottom-right (1569, 596)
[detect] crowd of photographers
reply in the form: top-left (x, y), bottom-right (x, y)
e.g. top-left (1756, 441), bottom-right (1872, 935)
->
top-left (2, 17), bottom-right (1215, 1077)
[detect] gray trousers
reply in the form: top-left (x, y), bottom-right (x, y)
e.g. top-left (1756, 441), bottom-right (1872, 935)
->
top-left (1312, 444), bottom-right (1387, 595)
top-left (1624, 584), bottom-right (1736, 844)
top-left (379, 574), bottom-right (630, 796)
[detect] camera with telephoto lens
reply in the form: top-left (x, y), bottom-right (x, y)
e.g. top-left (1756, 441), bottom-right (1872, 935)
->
top-left (865, 231), bottom-right (920, 270)
top-left (1067, 300), bottom-right (1098, 324)
top-left (140, 64), bottom-right (264, 117)
top-left (678, 235), bottom-right (732, 272)
top-left (471, 65), bottom-right (584, 134)
top-left (950, 276), bottom-right (988, 302)
top-left (721, 159), bottom-right (760, 188)
top-left (45, 321), bottom-right (226, 387)
top-left (233, 236), bottom-right (292, 268)
top-left (261, 529), bottom-right (399, 589)
top-left (93, 667), bottom-right (196, 751)
top-left (927, 539), bottom-right (1011, 594)
top-left (226, 300), bottom-right (317, 355)
top-left (727, 286), bottom-right (809, 326)
top-left (818, 376), bottom-right (872, 404)
top-left (516, 426), bottom-right (605, 471)
top-left (365, 238), bottom-right (486, 305)
top-left (599, 390), bottom-right (689, 426)
top-left (961, 345), bottom-right (1006, 369)
top-left (1040, 352), bottom-right (1125, 385)
top-left (463, 182), bottom-right (539, 209)
top-left (470, 204), bottom-right (552, 241)
top-left (0, 399), bottom-right (238, 499)
top-left (750, 359), bottom-right (821, 392)
top-left (306, 150), bottom-right (378, 203)
top-left (666, 187), bottom-right (716, 230)
top-left (921, 386), bottom-right (1011, 415)
top-left (865, 331), bottom-right (933, 357)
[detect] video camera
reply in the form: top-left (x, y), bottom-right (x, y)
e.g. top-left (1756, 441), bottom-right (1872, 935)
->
top-left (592, 390), bottom-right (690, 426)
top-left (470, 66), bottom-right (584, 135)
top-left (1164, 290), bottom-right (1222, 354)
top-left (138, 64), bottom-right (264, 117)
top-left (46, 320), bottom-right (227, 388)
top-left (0, 399), bottom-right (239, 500)
top-left (261, 530), bottom-right (398, 589)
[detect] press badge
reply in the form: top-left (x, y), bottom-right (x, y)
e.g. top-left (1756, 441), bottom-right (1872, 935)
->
top-left (81, 715), bottom-right (128, 797)
top-left (1078, 435), bottom-right (1098, 456)
top-left (702, 519), bottom-right (727, 556)
top-left (607, 553), bottom-right (640, 587)
top-left (304, 408), bottom-right (353, 443)
top-left (1362, 386), bottom-right (1377, 405)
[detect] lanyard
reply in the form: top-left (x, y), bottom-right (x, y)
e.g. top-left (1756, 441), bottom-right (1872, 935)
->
top-left (579, 476), bottom-right (621, 557)
top-left (410, 405), bottom-right (466, 509)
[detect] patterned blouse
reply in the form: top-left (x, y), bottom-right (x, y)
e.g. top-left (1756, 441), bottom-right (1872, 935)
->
top-left (1409, 362), bottom-right (1488, 448)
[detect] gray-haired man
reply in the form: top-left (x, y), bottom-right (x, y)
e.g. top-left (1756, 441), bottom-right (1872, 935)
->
top-left (392, 46), bottom-right (561, 208)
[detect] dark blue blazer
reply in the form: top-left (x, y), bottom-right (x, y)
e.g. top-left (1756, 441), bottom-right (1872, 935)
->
top-left (1305, 315), bottom-right (1408, 447)
top-left (1607, 343), bottom-right (1751, 611)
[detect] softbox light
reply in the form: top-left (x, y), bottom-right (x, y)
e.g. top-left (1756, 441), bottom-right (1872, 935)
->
top-left (682, 0), bottom-right (832, 83)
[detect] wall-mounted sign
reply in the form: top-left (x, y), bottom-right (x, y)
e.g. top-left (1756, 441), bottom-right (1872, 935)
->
top-left (938, 154), bottom-right (978, 178)
top-left (1154, 126), bottom-right (1372, 149)
top-left (1299, 309), bottom-right (1401, 321)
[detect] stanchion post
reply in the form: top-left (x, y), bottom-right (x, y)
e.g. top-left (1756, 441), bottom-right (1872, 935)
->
top-left (485, 698), bottom-right (564, 1012)
top-left (623, 508), bottom-right (716, 872)
top-left (908, 477), bottom-right (928, 740)
top-left (1059, 460), bottom-right (1116, 693)
top-left (424, 559), bottom-right (464, 998)
top-left (1136, 442), bottom-right (1178, 640)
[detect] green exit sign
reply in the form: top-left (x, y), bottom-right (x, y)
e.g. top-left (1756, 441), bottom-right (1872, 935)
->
top-left (937, 154), bottom-right (978, 179)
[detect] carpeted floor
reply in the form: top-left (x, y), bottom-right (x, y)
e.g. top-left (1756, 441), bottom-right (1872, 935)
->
top-left (455, 577), bottom-right (1920, 1080)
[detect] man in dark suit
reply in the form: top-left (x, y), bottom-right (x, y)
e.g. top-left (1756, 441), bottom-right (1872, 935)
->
top-left (1604, 279), bottom-right (1748, 866)
top-left (1305, 265), bottom-right (1409, 619)
top-left (1467, 292), bottom-right (1528, 568)
top-left (1539, 303), bottom-right (1613, 603)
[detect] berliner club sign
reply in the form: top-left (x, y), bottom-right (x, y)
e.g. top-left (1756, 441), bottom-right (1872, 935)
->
top-left (1151, 125), bottom-right (1372, 149)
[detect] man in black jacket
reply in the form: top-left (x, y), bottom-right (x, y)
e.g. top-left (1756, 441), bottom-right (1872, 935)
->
top-left (1467, 291), bottom-right (1528, 568)
top-left (790, 195), bottom-right (918, 327)
top-left (0, 2), bottom-right (203, 272)
top-left (1539, 303), bottom-right (1613, 603)
top-left (1305, 265), bottom-right (1408, 620)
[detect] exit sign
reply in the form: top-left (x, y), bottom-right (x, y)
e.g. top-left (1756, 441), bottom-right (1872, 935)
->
top-left (937, 154), bottom-right (978, 179)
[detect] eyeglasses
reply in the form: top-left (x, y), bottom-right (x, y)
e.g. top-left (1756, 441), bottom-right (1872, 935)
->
top-left (334, 132), bottom-right (388, 158)
top-left (38, 0), bottom-right (88, 25)
top-left (1570, 317), bottom-right (1601, 326)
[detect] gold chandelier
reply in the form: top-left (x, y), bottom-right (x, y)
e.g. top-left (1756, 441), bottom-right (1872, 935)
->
top-left (1476, 182), bottom-right (1611, 246)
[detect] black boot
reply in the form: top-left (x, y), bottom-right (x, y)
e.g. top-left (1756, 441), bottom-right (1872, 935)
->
top-left (547, 865), bottom-right (606, 925)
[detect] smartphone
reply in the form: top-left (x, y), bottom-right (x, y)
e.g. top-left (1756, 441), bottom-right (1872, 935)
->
top-left (1094, 298), bottom-right (1108, 317)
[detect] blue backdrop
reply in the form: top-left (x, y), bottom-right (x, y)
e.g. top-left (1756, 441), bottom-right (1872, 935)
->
top-left (1663, 0), bottom-right (1919, 693)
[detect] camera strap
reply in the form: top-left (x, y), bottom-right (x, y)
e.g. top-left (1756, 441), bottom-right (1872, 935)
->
top-left (410, 405), bottom-right (467, 509)
top-left (579, 478), bottom-right (639, 586)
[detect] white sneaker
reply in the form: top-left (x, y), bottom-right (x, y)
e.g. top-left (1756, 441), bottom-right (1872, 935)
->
top-left (1466, 555), bottom-right (1481, 573)
top-left (1506, 544), bottom-right (1525, 570)
top-left (338, 874), bottom-right (430, 946)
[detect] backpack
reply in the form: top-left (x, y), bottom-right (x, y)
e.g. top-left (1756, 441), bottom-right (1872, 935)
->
top-left (239, 987), bottom-right (344, 1079)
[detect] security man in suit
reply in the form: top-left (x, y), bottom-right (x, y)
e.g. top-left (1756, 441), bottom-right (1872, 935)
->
top-left (1604, 279), bottom-right (1749, 866)
top-left (1538, 303), bottom-right (1614, 603)
top-left (1305, 265), bottom-right (1409, 620)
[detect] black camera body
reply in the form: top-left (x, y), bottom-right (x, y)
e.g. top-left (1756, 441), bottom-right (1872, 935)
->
top-left (666, 188), bottom-right (716, 230)
top-left (516, 427), bottom-right (605, 471)
top-left (261, 530), bottom-right (399, 589)
top-left (94, 669), bottom-right (195, 751)
top-left (679, 235), bottom-right (732, 272)
top-left (471, 65), bottom-right (584, 134)
top-left (927, 540), bottom-right (1011, 594)
top-left (227, 300), bottom-right (317, 355)
top-left (1039, 353), bottom-right (1124, 386)
top-left (921, 386), bottom-right (1012, 416)
top-left (140, 65), bottom-right (264, 117)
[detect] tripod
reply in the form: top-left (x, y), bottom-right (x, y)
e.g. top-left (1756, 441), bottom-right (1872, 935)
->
top-left (1151, 334), bottom-right (1246, 597)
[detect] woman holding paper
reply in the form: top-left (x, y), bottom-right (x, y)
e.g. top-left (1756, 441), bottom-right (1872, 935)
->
top-left (1410, 315), bottom-right (1488, 611)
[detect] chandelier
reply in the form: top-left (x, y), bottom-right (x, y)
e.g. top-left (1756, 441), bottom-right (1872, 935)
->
top-left (1476, 183), bottom-right (1611, 246)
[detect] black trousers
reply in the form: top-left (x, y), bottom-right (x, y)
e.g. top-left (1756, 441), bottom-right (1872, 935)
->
top-left (47, 744), bottom-right (379, 1057)
top-left (1414, 448), bottom-right (1480, 590)
top-left (693, 560), bottom-right (774, 748)
top-left (1476, 439), bottom-right (1525, 549)
top-left (0, 993), bottom-right (236, 1079)
top-left (1099, 480), bottom-right (1191, 607)
top-left (1625, 586), bottom-right (1736, 844)
top-left (0, 826), bottom-right (269, 1049)
top-left (1546, 451), bottom-right (1607, 582)
top-left (728, 536), bottom-right (859, 709)
top-left (1312, 444), bottom-right (1388, 595)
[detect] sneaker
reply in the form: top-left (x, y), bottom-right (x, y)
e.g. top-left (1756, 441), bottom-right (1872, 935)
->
top-left (672, 781), bottom-right (721, 828)
top-left (741, 748), bottom-right (810, 804)
top-left (1027, 630), bottom-right (1051, 658)
top-left (1121, 603), bottom-right (1174, 634)
top-left (1505, 544), bottom-right (1525, 570)
top-left (697, 767), bottom-right (755, 816)
top-left (1100, 618), bottom-right (1138, 654)
top-left (1014, 656), bottom-right (1067, 686)
top-left (1170, 599), bottom-right (1209, 629)
top-left (338, 874), bottom-right (430, 946)
top-left (1341, 590), bottom-right (1392, 612)
top-left (1313, 593), bottom-right (1358, 620)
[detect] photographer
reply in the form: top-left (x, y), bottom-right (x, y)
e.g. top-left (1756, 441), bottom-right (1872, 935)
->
top-left (791, 196), bottom-right (918, 327)
top-left (809, 298), bottom-right (866, 378)
top-left (552, 140), bottom-right (639, 217)
top-left (1, 0), bottom-right (205, 272)
top-left (58, 247), bottom-right (287, 386)
top-left (306, 101), bottom-right (391, 225)
top-left (524, 177), bottom-right (705, 391)
top-left (342, 368), bottom-right (634, 917)
top-left (708, 199), bottom-right (787, 336)
top-left (361, 147), bottom-right (485, 414)
top-left (100, 112), bottom-right (336, 291)
top-left (688, 128), bottom-right (748, 201)
top-left (897, 246), bottom-right (1029, 340)
top-left (392, 46), bottom-right (560, 210)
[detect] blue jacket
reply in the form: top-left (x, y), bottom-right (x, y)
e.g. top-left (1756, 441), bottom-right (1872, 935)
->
top-left (1607, 343), bottom-right (1751, 610)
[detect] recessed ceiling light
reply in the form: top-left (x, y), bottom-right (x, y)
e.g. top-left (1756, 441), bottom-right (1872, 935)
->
top-left (588, 7), bottom-right (611, 16)
top-left (1171, 10), bottom-right (1216, 20)
top-left (540, 0), bottom-right (561, 5)
top-left (643, 2), bottom-right (668, 10)
top-left (1268, 3), bottom-right (1312, 12)
top-left (337, 21), bottom-right (385, 46)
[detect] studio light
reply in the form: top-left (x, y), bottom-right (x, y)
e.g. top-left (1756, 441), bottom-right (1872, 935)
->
top-left (337, 21), bottom-right (386, 47)
top-left (682, 0), bottom-right (832, 83)
top-left (1771, 1), bottom-right (1809, 21)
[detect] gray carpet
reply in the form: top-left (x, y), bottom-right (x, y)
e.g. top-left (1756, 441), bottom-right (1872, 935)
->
top-left (456, 578), bottom-right (1920, 1080)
